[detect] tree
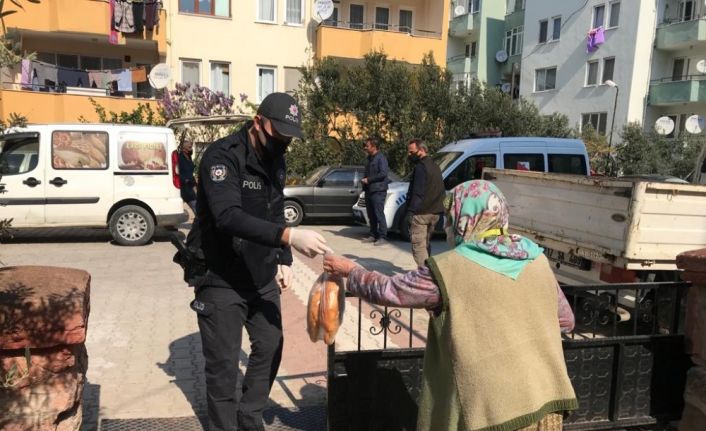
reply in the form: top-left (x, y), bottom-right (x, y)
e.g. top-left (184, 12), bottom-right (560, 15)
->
top-left (78, 97), bottom-right (165, 125)
top-left (581, 125), bottom-right (610, 174)
top-left (0, 1), bottom-right (41, 67)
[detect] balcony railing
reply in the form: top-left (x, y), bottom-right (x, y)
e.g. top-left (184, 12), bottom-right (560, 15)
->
top-left (449, 13), bottom-right (479, 38)
top-left (447, 55), bottom-right (472, 74)
top-left (649, 75), bottom-right (706, 106)
top-left (315, 22), bottom-right (445, 65)
top-left (656, 17), bottom-right (706, 50)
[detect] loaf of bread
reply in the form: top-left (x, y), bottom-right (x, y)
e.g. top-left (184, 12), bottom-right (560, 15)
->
top-left (307, 274), bottom-right (345, 345)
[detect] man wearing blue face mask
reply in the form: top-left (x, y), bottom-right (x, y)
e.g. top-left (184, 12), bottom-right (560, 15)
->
top-left (195, 92), bottom-right (332, 431)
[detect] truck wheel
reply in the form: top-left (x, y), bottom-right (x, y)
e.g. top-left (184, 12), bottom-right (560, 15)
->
top-left (284, 200), bottom-right (304, 226)
top-left (109, 205), bottom-right (155, 246)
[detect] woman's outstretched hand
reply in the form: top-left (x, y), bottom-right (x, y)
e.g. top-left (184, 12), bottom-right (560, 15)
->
top-left (323, 253), bottom-right (358, 277)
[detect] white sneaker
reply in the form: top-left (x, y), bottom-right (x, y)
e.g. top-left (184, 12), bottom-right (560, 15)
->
top-left (361, 236), bottom-right (376, 243)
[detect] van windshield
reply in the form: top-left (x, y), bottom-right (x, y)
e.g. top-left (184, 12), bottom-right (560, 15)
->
top-left (432, 151), bottom-right (462, 173)
top-left (0, 132), bottom-right (40, 176)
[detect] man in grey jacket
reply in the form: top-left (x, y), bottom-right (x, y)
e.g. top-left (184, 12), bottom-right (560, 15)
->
top-left (361, 137), bottom-right (390, 246)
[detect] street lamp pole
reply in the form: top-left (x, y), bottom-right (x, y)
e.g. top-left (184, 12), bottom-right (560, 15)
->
top-left (604, 80), bottom-right (619, 176)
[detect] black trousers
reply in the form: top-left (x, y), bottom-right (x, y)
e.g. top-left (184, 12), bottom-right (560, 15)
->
top-left (192, 280), bottom-right (283, 431)
top-left (365, 191), bottom-right (387, 239)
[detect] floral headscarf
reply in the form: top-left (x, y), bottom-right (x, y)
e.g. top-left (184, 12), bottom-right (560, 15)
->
top-left (444, 180), bottom-right (543, 279)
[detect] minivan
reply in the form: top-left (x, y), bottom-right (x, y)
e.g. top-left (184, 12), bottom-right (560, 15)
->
top-left (0, 123), bottom-right (187, 245)
top-left (352, 137), bottom-right (590, 239)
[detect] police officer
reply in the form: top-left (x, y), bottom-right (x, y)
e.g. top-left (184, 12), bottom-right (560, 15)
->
top-left (194, 92), bottom-right (331, 431)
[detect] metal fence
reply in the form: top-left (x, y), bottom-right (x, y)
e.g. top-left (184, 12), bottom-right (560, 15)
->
top-left (327, 281), bottom-right (691, 431)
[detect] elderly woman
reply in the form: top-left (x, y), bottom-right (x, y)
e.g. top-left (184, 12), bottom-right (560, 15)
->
top-left (323, 180), bottom-right (577, 431)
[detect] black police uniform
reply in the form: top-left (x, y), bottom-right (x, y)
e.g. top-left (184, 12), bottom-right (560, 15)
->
top-left (193, 120), bottom-right (292, 431)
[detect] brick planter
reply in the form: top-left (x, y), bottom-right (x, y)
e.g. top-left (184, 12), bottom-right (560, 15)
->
top-left (677, 249), bottom-right (706, 431)
top-left (0, 266), bottom-right (90, 431)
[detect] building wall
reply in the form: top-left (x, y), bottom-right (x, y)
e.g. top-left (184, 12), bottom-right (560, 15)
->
top-left (521, 0), bottom-right (656, 137)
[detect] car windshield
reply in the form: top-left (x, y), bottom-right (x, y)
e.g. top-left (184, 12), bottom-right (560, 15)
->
top-left (432, 151), bottom-right (462, 173)
top-left (304, 166), bottom-right (330, 185)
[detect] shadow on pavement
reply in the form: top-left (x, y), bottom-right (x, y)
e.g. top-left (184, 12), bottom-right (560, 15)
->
top-left (264, 381), bottom-right (327, 431)
top-left (3, 227), bottom-right (177, 245)
top-left (81, 381), bottom-right (101, 431)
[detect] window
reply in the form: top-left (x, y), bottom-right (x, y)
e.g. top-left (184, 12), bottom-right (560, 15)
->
top-left (552, 16), bottom-right (561, 40)
top-left (470, 0), bottom-right (480, 14)
top-left (51, 131), bottom-right (109, 170)
top-left (257, 66), bottom-right (276, 102)
top-left (350, 4), bottom-right (364, 29)
top-left (322, 169), bottom-right (355, 187)
top-left (672, 58), bottom-right (687, 81)
top-left (538, 20), bottom-right (548, 43)
top-left (57, 54), bottom-right (79, 69)
top-left (602, 57), bottom-right (615, 82)
top-left (284, 66), bottom-right (302, 94)
top-left (257, 0), bottom-right (275, 22)
top-left (399, 9), bottom-right (413, 33)
top-left (505, 26), bottom-right (523, 56)
top-left (0, 135), bottom-right (39, 175)
top-left (680, 0), bottom-right (694, 22)
top-left (593, 4), bottom-right (605, 28)
top-left (323, 5), bottom-right (338, 26)
top-left (468, 41), bottom-right (477, 57)
top-left (586, 60), bottom-right (599, 86)
top-left (179, 0), bottom-right (229, 17)
top-left (285, 0), bottom-right (303, 24)
top-left (548, 154), bottom-right (588, 175)
top-left (81, 56), bottom-right (101, 70)
top-left (608, 1), bottom-right (620, 27)
top-left (210, 62), bottom-right (230, 95)
top-left (503, 154), bottom-right (544, 172)
top-left (181, 60), bottom-right (201, 86)
top-left (581, 112), bottom-right (608, 135)
top-left (534, 67), bottom-right (556, 91)
top-left (103, 58), bottom-right (122, 70)
top-left (444, 155), bottom-right (497, 189)
top-left (514, 0), bottom-right (524, 12)
top-left (118, 132), bottom-right (168, 170)
top-left (375, 7), bottom-right (389, 30)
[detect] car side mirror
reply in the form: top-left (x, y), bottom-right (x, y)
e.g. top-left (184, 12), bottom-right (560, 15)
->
top-left (316, 180), bottom-right (326, 187)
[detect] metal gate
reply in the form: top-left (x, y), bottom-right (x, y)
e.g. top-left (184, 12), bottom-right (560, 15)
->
top-left (327, 282), bottom-right (692, 431)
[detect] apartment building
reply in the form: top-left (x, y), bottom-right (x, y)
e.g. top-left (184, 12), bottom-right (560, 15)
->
top-left (0, 0), bottom-right (166, 123)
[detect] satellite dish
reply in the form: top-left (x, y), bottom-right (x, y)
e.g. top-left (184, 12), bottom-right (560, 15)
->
top-left (454, 5), bottom-right (465, 16)
top-left (148, 63), bottom-right (170, 89)
top-left (314, 0), bottom-right (334, 21)
top-left (685, 114), bottom-right (705, 134)
top-left (495, 50), bottom-right (508, 63)
top-left (501, 83), bottom-right (511, 93)
top-left (697, 59), bottom-right (706, 74)
top-left (654, 116), bottom-right (675, 136)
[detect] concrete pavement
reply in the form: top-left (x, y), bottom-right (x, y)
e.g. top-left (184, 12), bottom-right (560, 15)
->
top-left (0, 223), bottom-right (450, 430)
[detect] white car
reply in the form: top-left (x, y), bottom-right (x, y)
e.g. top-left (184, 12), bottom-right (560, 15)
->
top-left (352, 136), bottom-right (591, 239)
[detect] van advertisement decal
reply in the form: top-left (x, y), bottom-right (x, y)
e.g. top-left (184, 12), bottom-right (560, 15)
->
top-left (118, 133), bottom-right (167, 171)
top-left (52, 131), bottom-right (109, 169)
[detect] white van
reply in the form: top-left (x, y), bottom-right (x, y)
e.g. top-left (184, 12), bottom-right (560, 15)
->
top-left (0, 123), bottom-right (187, 245)
top-left (352, 137), bottom-right (591, 239)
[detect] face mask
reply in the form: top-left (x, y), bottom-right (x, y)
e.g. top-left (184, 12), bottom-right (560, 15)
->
top-left (259, 120), bottom-right (289, 158)
top-left (408, 153), bottom-right (421, 163)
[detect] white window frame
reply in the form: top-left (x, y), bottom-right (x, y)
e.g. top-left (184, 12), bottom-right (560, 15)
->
top-left (374, 5), bottom-right (390, 30)
top-left (585, 60), bottom-right (599, 86)
top-left (608, 1), bottom-right (620, 28)
top-left (470, 0), bottom-right (481, 14)
top-left (284, 0), bottom-right (304, 25)
top-left (601, 57), bottom-right (615, 83)
top-left (256, 65), bottom-right (277, 103)
top-left (180, 59), bottom-right (201, 86)
top-left (551, 15), bottom-right (561, 41)
top-left (534, 66), bottom-right (557, 92)
top-left (538, 19), bottom-right (548, 44)
top-left (398, 7), bottom-right (414, 34)
top-left (210, 61), bottom-right (230, 95)
top-left (349, 3), bottom-right (365, 29)
top-left (256, 0), bottom-right (277, 24)
top-left (581, 112), bottom-right (608, 135)
top-left (592, 4), bottom-right (605, 28)
top-left (504, 26), bottom-right (523, 56)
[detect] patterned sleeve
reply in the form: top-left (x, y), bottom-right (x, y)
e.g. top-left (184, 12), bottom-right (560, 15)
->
top-left (346, 265), bottom-right (441, 309)
top-left (557, 284), bottom-right (575, 333)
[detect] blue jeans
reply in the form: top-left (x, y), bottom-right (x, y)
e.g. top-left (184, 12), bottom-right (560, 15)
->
top-left (365, 191), bottom-right (387, 240)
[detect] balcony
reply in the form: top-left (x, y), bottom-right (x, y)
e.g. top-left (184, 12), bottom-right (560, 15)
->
top-left (656, 18), bottom-right (706, 50)
top-left (4, 0), bottom-right (167, 55)
top-left (649, 76), bottom-right (706, 106)
top-left (315, 24), bottom-right (446, 66)
top-left (0, 88), bottom-right (160, 123)
top-left (447, 55), bottom-right (472, 75)
top-left (449, 13), bottom-right (479, 38)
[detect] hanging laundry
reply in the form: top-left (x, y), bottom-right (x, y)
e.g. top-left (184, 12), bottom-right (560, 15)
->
top-left (109, 0), bottom-right (120, 44)
top-left (114, 0), bottom-right (135, 33)
top-left (58, 67), bottom-right (90, 88)
top-left (89, 71), bottom-right (110, 89)
top-left (587, 27), bottom-right (605, 53)
top-left (144, 1), bottom-right (162, 31)
top-left (113, 69), bottom-right (133, 92)
top-left (131, 66), bottom-right (147, 83)
top-left (32, 61), bottom-right (58, 90)
top-left (20, 59), bottom-right (31, 88)
top-left (133, 1), bottom-right (145, 33)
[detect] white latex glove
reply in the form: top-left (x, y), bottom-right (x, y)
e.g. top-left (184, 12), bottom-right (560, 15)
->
top-left (277, 265), bottom-right (293, 292)
top-left (288, 228), bottom-right (333, 257)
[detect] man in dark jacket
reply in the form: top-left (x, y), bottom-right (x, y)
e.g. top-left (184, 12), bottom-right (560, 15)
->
top-left (361, 136), bottom-right (390, 246)
top-left (177, 140), bottom-right (197, 214)
top-left (195, 92), bottom-right (331, 431)
top-left (405, 139), bottom-right (445, 267)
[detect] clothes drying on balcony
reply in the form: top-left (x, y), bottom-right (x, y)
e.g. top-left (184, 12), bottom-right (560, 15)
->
top-left (20, 60), bottom-right (147, 94)
top-left (113, 0), bottom-right (162, 34)
top-left (586, 26), bottom-right (605, 53)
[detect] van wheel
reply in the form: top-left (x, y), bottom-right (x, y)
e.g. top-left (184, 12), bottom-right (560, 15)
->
top-left (284, 200), bottom-right (304, 226)
top-left (109, 205), bottom-right (155, 246)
